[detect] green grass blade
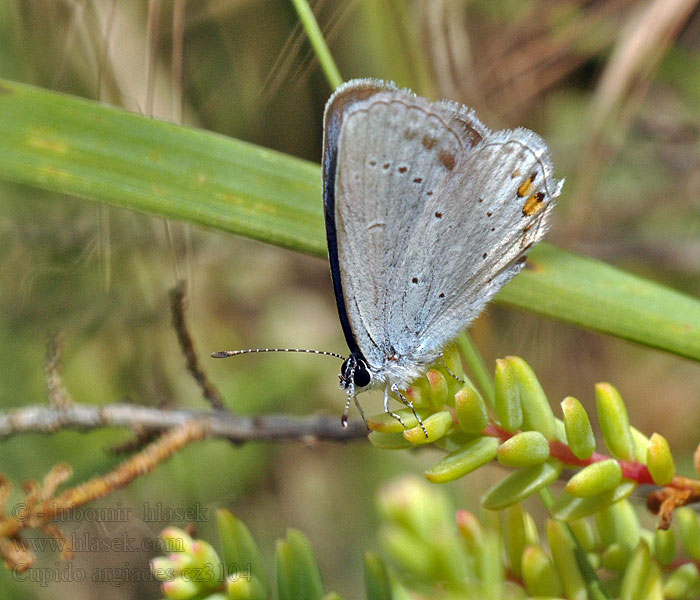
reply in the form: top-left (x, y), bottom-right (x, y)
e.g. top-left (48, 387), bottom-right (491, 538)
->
top-left (498, 243), bottom-right (700, 361)
top-left (290, 0), bottom-right (343, 89)
top-left (0, 78), bottom-right (326, 256)
top-left (1, 79), bottom-right (699, 361)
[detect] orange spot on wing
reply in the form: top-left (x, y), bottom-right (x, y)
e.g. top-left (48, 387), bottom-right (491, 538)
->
top-left (517, 174), bottom-right (536, 198)
top-left (522, 191), bottom-right (546, 216)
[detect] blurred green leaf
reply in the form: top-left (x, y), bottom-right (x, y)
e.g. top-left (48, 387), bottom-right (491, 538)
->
top-left (217, 510), bottom-right (269, 593)
top-left (276, 530), bottom-right (325, 600)
top-left (550, 482), bottom-right (636, 521)
top-left (482, 460), bottom-right (562, 510)
top-left (0, 78), bottom-right (325, 255)
top-left (498, 244), bottom-right (700, 361)
top-left (2, 79), bottom-right (700, 361)
top-left (363, 552), bottom-right (392, 600)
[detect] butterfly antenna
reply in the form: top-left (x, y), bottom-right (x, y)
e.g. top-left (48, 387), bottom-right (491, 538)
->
top-left (211, 348), bottom-right (346, 360)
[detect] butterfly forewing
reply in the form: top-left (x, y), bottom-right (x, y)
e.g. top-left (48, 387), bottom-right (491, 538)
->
top-left (327, 81), bottom-right (484, 372)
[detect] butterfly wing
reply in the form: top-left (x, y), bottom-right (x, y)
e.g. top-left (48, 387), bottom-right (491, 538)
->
top-left (398, 127), bottom-right (562, 359)
top-left (324, 80), bottom-right (487, 373)
top-left (323, 79), bottom-right (562, 383)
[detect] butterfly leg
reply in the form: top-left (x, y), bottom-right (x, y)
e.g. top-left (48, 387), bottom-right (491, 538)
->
top-left (353, 395), bottom-right (368, 428)
top-left (390, 383), bottom-right (428, 438)
top-left (441, 356), bottom-right (466, 384)
top-left (383, 382), bottom-right (408, 429)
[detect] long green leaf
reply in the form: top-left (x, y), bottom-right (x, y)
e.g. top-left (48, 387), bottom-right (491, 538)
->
top-left (1, 79), bottom-right (699, 361)
top-left (0, 78), bottom-right (325, 255)
top-left (498, 244), bottom-right (700, 361)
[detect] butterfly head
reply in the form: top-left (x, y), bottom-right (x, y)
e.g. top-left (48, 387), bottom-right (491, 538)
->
top-left (339, 352), bottom-right (372, 393)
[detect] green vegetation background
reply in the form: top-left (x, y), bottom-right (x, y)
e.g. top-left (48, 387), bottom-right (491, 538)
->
top-left (1, 1), bottom-right (700, 598)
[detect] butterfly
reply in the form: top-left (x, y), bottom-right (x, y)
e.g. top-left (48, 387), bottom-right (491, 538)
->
top-left (322, 79), bottom-right (563, 430)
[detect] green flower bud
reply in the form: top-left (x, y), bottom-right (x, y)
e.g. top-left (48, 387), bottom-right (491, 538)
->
top-left (652, 528), bottom-right (675, 567)
top-left (456, 510), bottom-right (484, 551)
top-left (521, 545), bottom-right (563, 597)
top-left (646, 433), bottom-right (676, 486)
top-left (504, 505), bottom-right (528, 579)
top-left (482, 460), bottom-right (562, 510)
top-left (507, 357), bottom-right (556, 440)
top-left (190, 540), bottom-right (221, 574)
top-left (568, 518), bottom-right (596, 552)
top-left (367, 408), bottom-right (430, 433)
top-left (425, 369), bottom-right (449, 408)
top-left (226, 574), bottom-right (267, 600)
top-left (162, 576), bottom-right (200, 599)
top-left (644, 561), bottom-right (663, 599)
top-left (677, 507), bottom-right (700, 560)
top-left (494, 359), bottom-right (522, 432)
top-left (565, 459), bottom-right (622, 497)
top-left (497, 431), bottom-right (550, 467)
top-left (168, 551), bottom-right (195, 572)
top-left (523, 511), bottom-right (541, 547)
top-left (404, 410), bottom-right (453, 444)
top-left (368, 431), bottom-right (413, 450)
top-left (160, 527), bottom-right (194, 554)
top-left (595, 383), bottom-right (634, 461)
top-left (596, 500), bottom-right (640, 559)
top-left (443, 343), bottom-right (465, 380)
top-left (561, 396), bottom-right (595, 460)
top-left (550, 481), bottom-right (636, 521)
top-left (664, 563), bottom-right (700, 599)
top-left (455, 385), bottom-right (489, 433)
top-left (602, 542), bottom-right (629, 572)
top-left (407, 377), bottom-right (430, 409)
top-left (630, 426), bottom-right (650, 463)
top-left (150, 557), bottom-right (177, 582)
top-left (425, 436), bottom-right (499, 483)
top-left (378, 526), bottom-right (431, 578)
top-left (546, 520), bottom-right (587, 600)
top-left (620, 541), bottom-right (651, 600)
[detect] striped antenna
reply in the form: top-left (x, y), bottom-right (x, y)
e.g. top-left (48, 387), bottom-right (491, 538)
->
top-left (211, 348), bottom-right (345, 360)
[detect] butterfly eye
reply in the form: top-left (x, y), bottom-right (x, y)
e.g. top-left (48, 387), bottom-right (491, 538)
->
top-left (353, 360), bottom-right (371, 387)
top-left (340, 356), bottom-right (371, 388)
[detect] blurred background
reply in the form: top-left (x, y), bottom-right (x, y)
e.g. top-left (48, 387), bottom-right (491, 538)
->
top-left (1, 0), bottom-right (700, 597)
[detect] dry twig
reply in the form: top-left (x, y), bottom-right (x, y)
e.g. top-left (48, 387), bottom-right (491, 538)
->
top-left (169, 280), bottom-right (226, 410)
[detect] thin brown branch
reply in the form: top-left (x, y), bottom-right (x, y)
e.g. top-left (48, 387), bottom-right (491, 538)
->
top-left (0, 421), bottom-right (207, 569)
top-left (169, 280), bottom-right (226, 410)
top-left (0, 403), bottom-right (368, 443)
top-left (0, 401), bottom-right (365, 567)
top-left (44, 334), bottom-right (73, 408)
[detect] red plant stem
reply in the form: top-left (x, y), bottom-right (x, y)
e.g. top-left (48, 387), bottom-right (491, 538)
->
top-left (482, 423), bottom-right (656, 485)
